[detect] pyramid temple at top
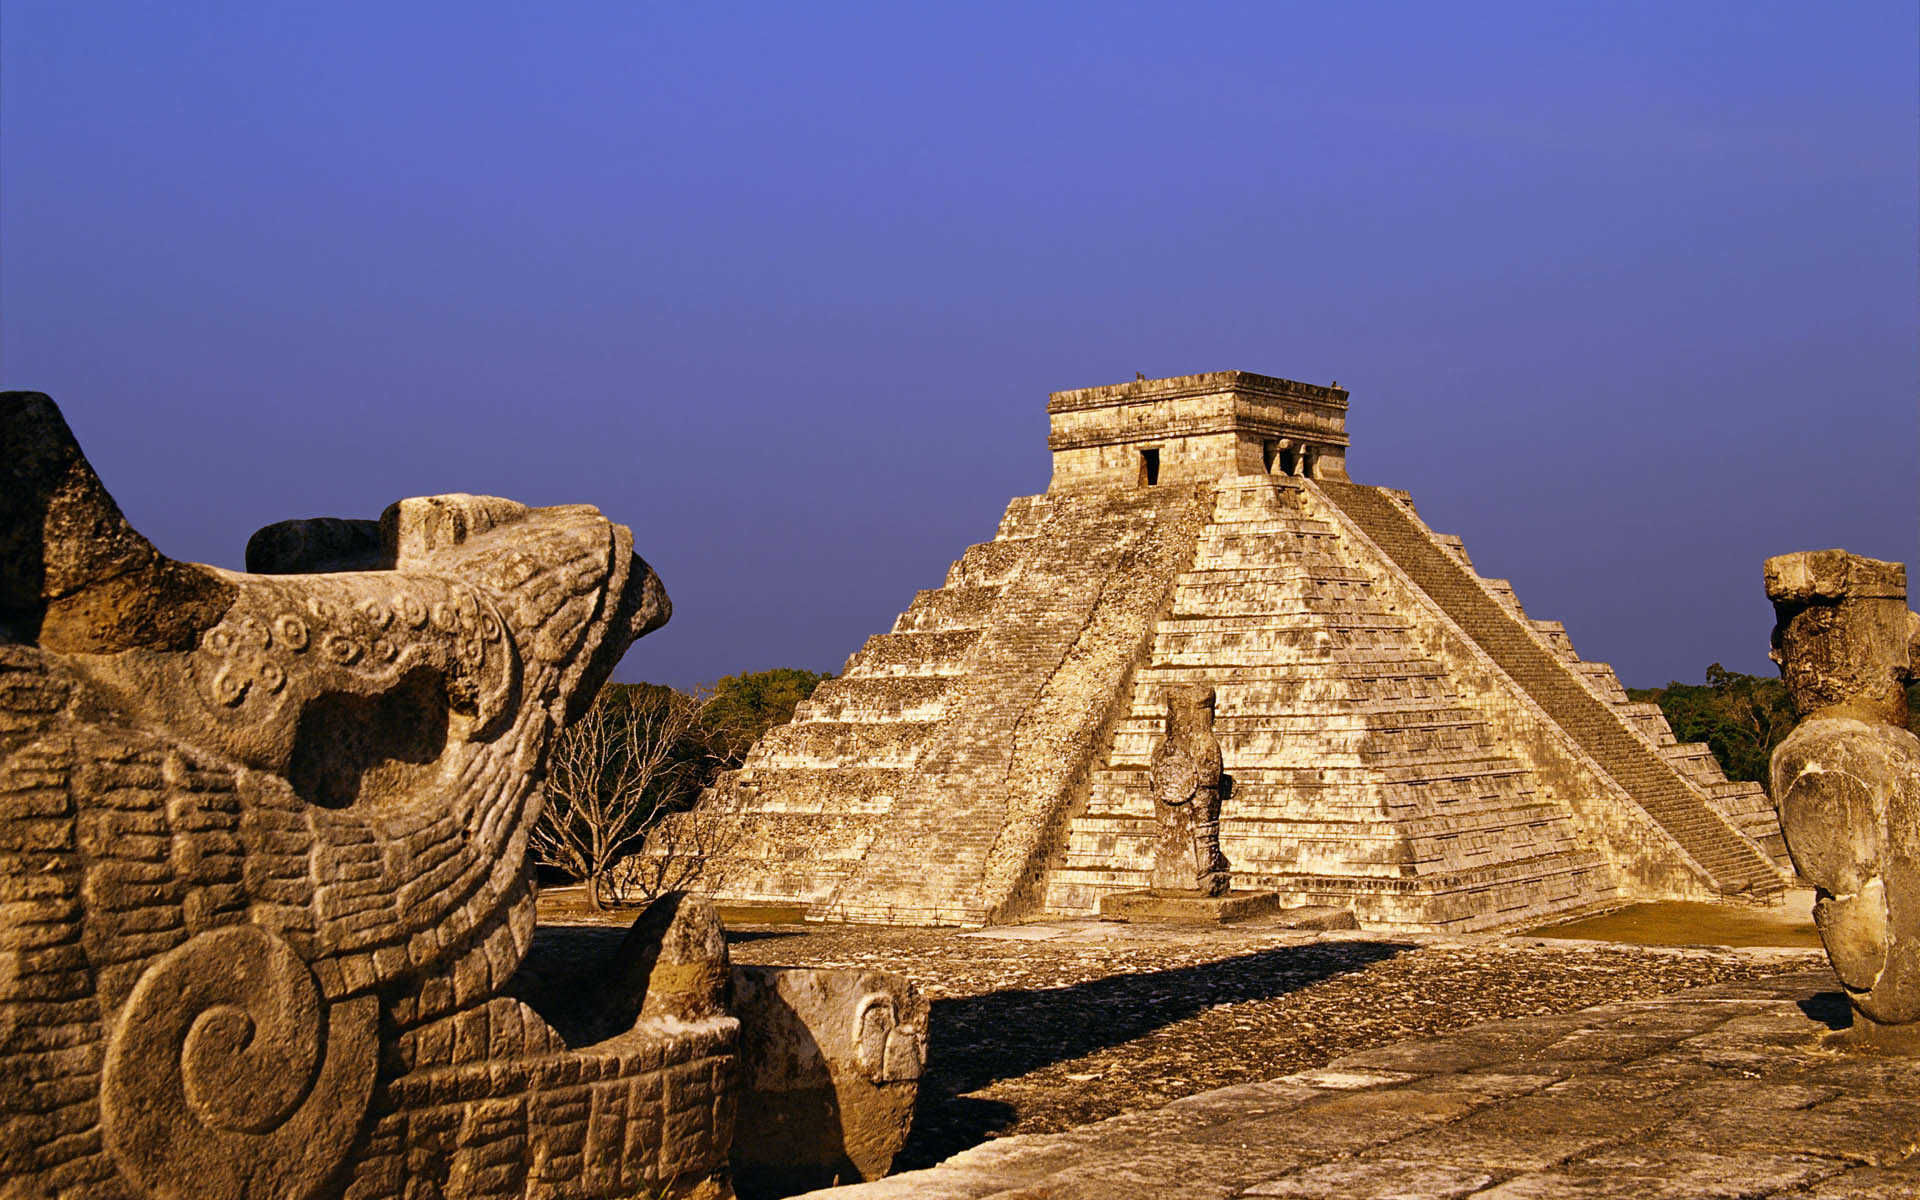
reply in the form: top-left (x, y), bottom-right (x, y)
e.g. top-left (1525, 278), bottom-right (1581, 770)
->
top-left (647, 371), bottom-right (1792, 931)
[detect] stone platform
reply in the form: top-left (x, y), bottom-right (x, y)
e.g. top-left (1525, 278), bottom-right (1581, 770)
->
top-left (1097, 889), bottom-right (1283, 924)
top-left (797, 968), bottom-right (1920, 1199)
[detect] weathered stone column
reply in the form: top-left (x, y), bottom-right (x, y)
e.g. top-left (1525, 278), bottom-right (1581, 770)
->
top-left (1766, 548), bottom-right (1920, 1052)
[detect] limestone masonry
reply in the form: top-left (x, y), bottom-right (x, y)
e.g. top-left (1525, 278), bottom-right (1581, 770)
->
top-left (649, 371), bottom-right (1790, 930)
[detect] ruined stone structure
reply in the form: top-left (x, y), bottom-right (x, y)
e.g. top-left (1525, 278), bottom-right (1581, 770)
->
top-left (1766, 549), bottom-right (1920, 1051)
top-left (0, 393), bottom-right (924, 1199)
top-left (649, 371), bottom-right (1790, 930)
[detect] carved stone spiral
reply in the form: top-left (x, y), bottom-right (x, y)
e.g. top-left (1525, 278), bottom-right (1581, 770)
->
top-left (101, 925), bottom-right (379, 1200)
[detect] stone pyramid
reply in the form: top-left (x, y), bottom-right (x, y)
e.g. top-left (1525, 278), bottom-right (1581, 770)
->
top-left (648, 372), bottom-right (1789, 931)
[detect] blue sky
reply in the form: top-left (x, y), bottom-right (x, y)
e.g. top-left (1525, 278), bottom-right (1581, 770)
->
top-left (4, 2), bottom-right (1914, 689)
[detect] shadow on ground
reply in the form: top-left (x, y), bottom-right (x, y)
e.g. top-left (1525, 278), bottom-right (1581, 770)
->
top-left (520, 924), bottom-right (1412, 1176)
top-left (897, 939), bottom-right (1411, 1168)
top-left (1798, 990), bottom-right (1852, 1030)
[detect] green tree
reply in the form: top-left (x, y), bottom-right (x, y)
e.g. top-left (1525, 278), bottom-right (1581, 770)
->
top-left (697, 668), bottom-right (832, 767)
top-left (1626, 663), bottom-right (1797, 786)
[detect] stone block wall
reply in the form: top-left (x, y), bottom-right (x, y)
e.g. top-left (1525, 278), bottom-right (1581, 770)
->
top-left (1047, 372), bottom-right (1350, 493)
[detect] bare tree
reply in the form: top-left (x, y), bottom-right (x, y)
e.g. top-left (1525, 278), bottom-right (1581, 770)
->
top-left (533, 685), bottom-right (706, 910)
top-left (614, 802), bottom-right (742, 905)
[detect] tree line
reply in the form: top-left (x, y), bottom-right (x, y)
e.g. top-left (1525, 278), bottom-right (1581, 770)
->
top-left (1625, 664), bottom-right (1795, 786)
top-left (1628, 663), bottom-right (1919, 787)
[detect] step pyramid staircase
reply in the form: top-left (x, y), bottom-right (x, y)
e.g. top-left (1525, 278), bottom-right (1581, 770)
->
top-left (643, 372), bottom-right (1788, 930)
top-left (655, 486), bottom-right (1208, 924)
top-left (1316, 480), bottom-right (1786, 900)
top-left (1036, 477), bottom-right (1785, 929)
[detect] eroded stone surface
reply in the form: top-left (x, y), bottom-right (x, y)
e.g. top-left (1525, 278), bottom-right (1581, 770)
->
top-left (790, 969), bottom-right (1920, 1199)
top-left (731, 964), bottom-right (928, 1196)
top-left (1148, 685), bottom-right (1230, 895)
top-left (0, 392), bottom-right (744, 1199)
top-left (1767, 549), bottom-right (1920, 1047)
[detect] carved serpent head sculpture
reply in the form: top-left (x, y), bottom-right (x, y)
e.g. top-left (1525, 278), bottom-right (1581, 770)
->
top-left (0, 393), bottom-right (727, 1199)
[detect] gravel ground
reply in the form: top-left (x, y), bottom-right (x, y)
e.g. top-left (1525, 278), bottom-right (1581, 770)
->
top-left (531, 899), bottom-right (1823, 1173)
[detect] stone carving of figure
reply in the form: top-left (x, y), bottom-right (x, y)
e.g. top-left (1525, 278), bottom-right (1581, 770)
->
top-left (1148, 685), bottom-right (1231, 896)
top-left (1766, 549), bottom-right (1920, 1051)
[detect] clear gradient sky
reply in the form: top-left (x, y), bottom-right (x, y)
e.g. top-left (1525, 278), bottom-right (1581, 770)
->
top-left (4, 2), bottom-right (1914, 690)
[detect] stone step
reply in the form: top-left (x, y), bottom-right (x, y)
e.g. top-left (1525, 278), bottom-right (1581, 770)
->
top-left (1151, 613), bottom-right (1409, 635)
top-left (1045, 851), bottom-right (1615, 930)
top-left (1197, 518), bottom-right (1341, 538)
top-left (1192, 543), bottom-right (1347, 570)
top-left (1151, 645), bottom-right (1449, 668)
top-left (1071, 798), bottom-right (1582, 844)
top-left (1482, 578), bottom-right (1525, 619)
top-left (795, 675), bottom-right (956, 724)
top-left (892, 585), bottom-right (1001, 633)
top-left (841, 629), bottom-right (980, 677)
top-left (750, 720), bottom-right (940, 769)
top-left (1168, 597), bottom-right (1390, 622)
top-left (995, 495), bottom-right (1053, 539)
top-left (946, 539), bottom-right (1026, 588)
top-left (1660, 742), bottom-right (1724, 785)
top-left (1134, 662), bottom-right (1453, 684)
top-left (1433, 533), bottom-right (1473, 567)
top-left (1109, 710), bottom-right (1496, 738)
top-left (708, 766), bottom-right (907, 814)
top-left (1175, 564), bottom-right (1377, 586)
top-left (1615, 701), bottom-right (1673, 743)
top-left (1529, 620), bottom-right (1578, 660)
top-left (1317, 479), bottom-right (1782, 899)
top-left (1572, 662), bottom-right (1630, 704)
top-left (642, 809), bottom-right (886, 908)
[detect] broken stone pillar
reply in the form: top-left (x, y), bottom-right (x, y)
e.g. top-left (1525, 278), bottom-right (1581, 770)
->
top-left (1149, 685), bottom-right (1231, 896)
top-left (730, 965), bottom-right (928, 1196)
top-left (1766, 548), bottom-right (1920, 1052)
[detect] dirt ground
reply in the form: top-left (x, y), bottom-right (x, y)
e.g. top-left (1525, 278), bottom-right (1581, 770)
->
top-left (533, 890), bottom-right (1823, 1171)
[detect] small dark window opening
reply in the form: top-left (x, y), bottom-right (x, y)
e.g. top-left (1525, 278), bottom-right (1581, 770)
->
top-left (1262, 440), bottom-right (1279, 473)
top-left (1140, 448), bottom-right (1161, 486)
top-left (1277, 446), bottom-right (1299, 476)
